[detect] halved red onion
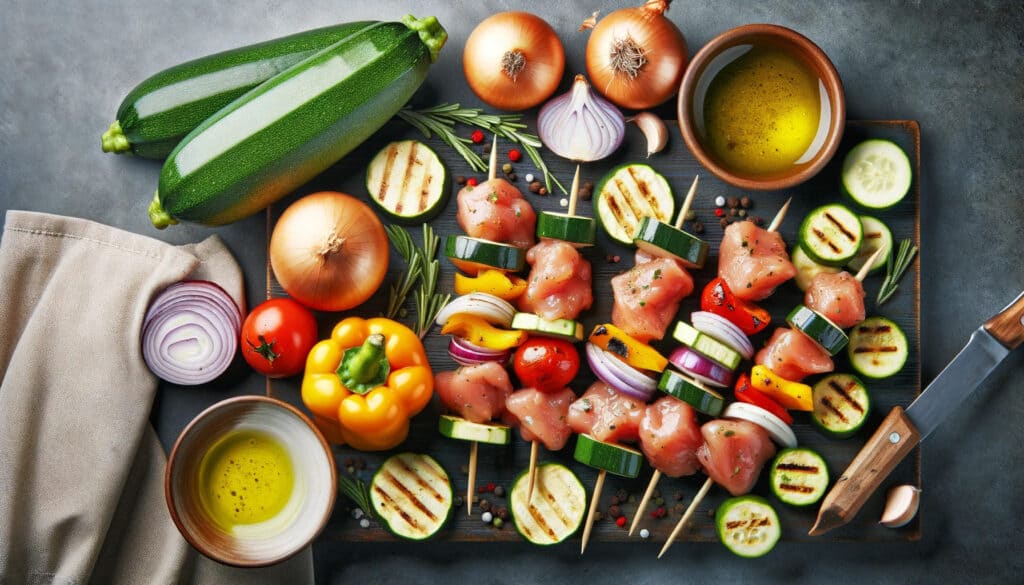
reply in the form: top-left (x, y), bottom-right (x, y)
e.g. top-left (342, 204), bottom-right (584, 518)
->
top-left (142, 281), bottom-right (241, 385)
top-left (537, 75), bottom-right (625, 162)
top-left (448, 336), bottom-right (512, 366)
top-left (691, 311), bottom-right (754, 360)
top-left (585, 342), bottom-right (656, 401)
top-left (668, 346), bottom-right (735, 389)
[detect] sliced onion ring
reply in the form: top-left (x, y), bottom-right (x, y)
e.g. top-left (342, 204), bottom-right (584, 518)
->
top-left (667, 346), bottom-right (734, 389)
top-left (448, 336), bottom-right (512, 366)
top-left (142, 280), bottom-right (241, 385)
top-left (722, 402), bottom-right (797, 448)
top-left (586, 342), bottom-right (656, 401)
top-left (435, 292), bottom-right (516, 328)
top-left (691, 311), bottom-right (754, 360)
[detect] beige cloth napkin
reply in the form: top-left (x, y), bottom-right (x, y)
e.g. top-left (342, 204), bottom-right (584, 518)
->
top-left (0, 211), bottom-right (313, 585)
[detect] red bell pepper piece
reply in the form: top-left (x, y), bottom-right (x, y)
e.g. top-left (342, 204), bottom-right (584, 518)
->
top-left (700, 277), bottom-right (771, 335)
top-left (733, 373), bottom-right (793, 425)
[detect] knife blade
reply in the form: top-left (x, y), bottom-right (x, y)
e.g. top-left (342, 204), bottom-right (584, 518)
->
top-left (810, 290), bottom-right (1024, 536)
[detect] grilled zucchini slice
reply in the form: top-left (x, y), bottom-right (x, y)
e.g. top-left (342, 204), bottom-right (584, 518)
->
top-left (798, 204), bottom-right (863, 266)
top-left (848, 316), bottom-right (908, 379)
top-left (769, 448), bottom-right (829, 507)
top-left (595, 163), bottom-right (674, 245)
top-left (369, 453), bottom-right (452, 540)
top-left (811, 373), bottom-right (871, 438)
top-left (509, 462), bottom-right (586, 546)
top-left (366, 140), bottom-right (448, 222)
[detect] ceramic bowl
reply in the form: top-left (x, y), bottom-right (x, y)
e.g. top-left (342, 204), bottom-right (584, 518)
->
top-left (165, 396), bottom-right (336, 567)
top-left (677, 24), bottom-right (846, 191)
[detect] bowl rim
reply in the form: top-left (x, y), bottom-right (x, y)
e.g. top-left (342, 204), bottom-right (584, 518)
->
top-left (677, 23), bottom-right (846, 191)
top-left (164, 394), bottom-right (337, 568)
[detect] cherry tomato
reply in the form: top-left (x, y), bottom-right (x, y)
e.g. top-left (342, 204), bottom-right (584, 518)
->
top-left (241, 298), bottom-right (318, 378)
top-left (733, 373), bottom-right (793, 425)
top-left (513, 338), bottom-right (580, 393)
top-left (701, 277), bottom-right (772, 335)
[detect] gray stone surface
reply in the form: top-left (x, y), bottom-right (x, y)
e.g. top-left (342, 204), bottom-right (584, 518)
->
top-left (2, 0), bottom-right (1022, 584)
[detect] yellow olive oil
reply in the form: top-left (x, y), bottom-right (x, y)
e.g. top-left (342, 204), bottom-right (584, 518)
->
top-left (701, 45), bottom-right (827, 176)
top-left (198, 429), bottom-right (295, 529)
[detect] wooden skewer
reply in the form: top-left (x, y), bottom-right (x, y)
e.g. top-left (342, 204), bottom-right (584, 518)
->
top-left (766, 197), bottom-right (792, 233)
top-left (526, 440), bottom-right (540, 501)
top-left (658, 476), bottom-right (714, 559)
top-left (487, 135), bottom-right (498, 182)
top-left (674, 175), bottom-right (700, 230)
top-left (580, 469), bottom-right (607, 554)
top-left (628, 469), bottom-right (663, 536)
top-left (567, 164), bottom-right (582, 216)
top-left (466, 441), bottom-right (479, 516)
top-left (854, 244), bottom-right (888, 282)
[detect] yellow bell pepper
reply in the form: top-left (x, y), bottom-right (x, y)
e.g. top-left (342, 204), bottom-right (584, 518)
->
top-left (454, 269), bottom-right (528, 301)
top-left (588, 323), bottom-right (668, 372)
top-left (750, 365), bottom-right (813, 411)
top-left (302, 317), bottom-right (433, 451)
top-left (440, 313), bottom-right (526, 350)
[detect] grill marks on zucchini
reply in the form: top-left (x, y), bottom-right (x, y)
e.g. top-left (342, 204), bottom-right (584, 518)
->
top-left (595, 164), bottom-right (674, 245)
top-left (510, 463), bottom-right (586, 545)
top-left (370, 453), bottom-right (452, 540)
top-left (798, 204), bottom-right (863, 266)
top-left (812, 374), bottom-right (871, 438)
top-left (367, 140), bottom-right (448, 221)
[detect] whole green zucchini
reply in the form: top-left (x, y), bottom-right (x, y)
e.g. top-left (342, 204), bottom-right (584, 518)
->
top-left (148, 15), bottom-right (447, 229)
top-left (102, 21), bottom-right (374, 159)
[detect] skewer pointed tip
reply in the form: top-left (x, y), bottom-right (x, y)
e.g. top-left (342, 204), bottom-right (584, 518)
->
top-left (854, 244), bottom-right (888, 282)
top-left (487, 135), bottom-right (499, 182)
top-left (568, 164), bottom-right (582, 217)
top-left (675, 175), bottom-right (700, 229)
top-left (767, 197), bottom-right (792, 233)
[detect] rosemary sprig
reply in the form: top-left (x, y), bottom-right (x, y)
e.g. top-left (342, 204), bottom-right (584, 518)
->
top-left (383, 225), bottom-right (422, 320)
top-left (382, 224), bottom-right (449, 337)
top-left (397, 103), bottom-right (566, 194)
top-left (338, 474), bottom-right (374, 519)
top-left (877, 238), bottom-right (918, 305)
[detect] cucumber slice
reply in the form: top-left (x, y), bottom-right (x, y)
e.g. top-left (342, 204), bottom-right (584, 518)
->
top-left (671, 321), bottom-right (742, 370)
top-left (511, 312), bottom-right (584, 342)
top-left (722, 402), bottom-right (797, 449)
top-left (715, 495), bottom-right (781, 558)
top-left (787, 305), bottom-right (849, 356)
top-left (536, 212), bottom-right (596, 247)
top-left (445, 235), bottom-right (525, 275)
top-left (657, 369), bottom-right (725, 416)
top-left (792, 245), bottom-right (840, 292)
top-left (769, 448), bottom-right (829, 507)
top-left (438, 415), bottom-right (511, 445)
top-left (798, 204), bottom-right (863, 266)
top-left (573, 434), bottom-right (643, 478)
top-left (595, 163), bottom-right (674, 245)
top-left (509, 462), bottom-right (586, 546)
top-left (366, 140), bottom-right (448, 222)
top-left (632, 217), bottom-right (709, 269)
top-left (370, 453), bottom-right (452, 541)
top-left (811, 373), bottom-right (871, 438)
top-left (841, 139), bottom-right (913, 210)
top-left (846, 215), bottom-right (893, 274)
top-left (848, 316), bottom-right (908, 379)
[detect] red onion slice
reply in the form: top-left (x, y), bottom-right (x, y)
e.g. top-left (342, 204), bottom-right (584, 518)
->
top-left (448, 336), bottom-right (511, 366)
top-left (691, 311), bottom-right (754, 360)
top-left (142, 281), bottom-right (241, 385)
top-left (667, 346), bottom-right (735, 389)
top-left (585, 342), bottom-right (656, 401)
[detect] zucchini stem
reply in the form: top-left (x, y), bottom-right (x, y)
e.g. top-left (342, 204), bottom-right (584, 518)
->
top-left (101, 120), bottom-right (131, 154)
top-left (401, 14), bottom-right (448, 63)
top-left (148, 192), bottom-right (178, 229)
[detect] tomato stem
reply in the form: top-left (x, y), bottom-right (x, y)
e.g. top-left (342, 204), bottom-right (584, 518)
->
top-left (247, 335), bottom-right (279, 363)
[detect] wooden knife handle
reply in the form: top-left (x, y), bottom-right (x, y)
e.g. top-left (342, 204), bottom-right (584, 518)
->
top-left (810, 406), bottom-right (920, 535)
top-left (983, 290), bottom-right (1024, 349)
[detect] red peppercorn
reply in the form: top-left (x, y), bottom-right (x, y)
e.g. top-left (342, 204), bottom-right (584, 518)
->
top-left (477, 484), bottom-right (486, 494)
top-left (714, 208), bottom-right (725, 217)
top-left (466, 177), bottom-right (479, 187)
top-left (487, 482), bottom-right (496, 493)
top-left (470, 129), bottom-right (485, 144)
top-left (508, 148), bottom-right (522, 162)
top-left (615, 516), bottom-right (627, 528)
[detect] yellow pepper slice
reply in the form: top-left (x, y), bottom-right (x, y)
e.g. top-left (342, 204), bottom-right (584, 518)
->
top-left (454, 269), bottom-right (528, 301)
top-left (440, 313), bottom-right (526, 350)
top-left (750, 365), bottom-right (813, 411)
top-left (588, 323), bottom-right (668, 372)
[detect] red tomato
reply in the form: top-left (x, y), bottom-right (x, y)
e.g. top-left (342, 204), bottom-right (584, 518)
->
top-left (241, 298), bottom-right (318, 378)
top-left (513, 338), bottom-right (580, 393)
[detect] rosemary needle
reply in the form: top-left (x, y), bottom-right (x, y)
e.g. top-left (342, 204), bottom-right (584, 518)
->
top-left (876, 238), bottom-right (918, 305)
top-left (338, 474), bottom-right (374, 519)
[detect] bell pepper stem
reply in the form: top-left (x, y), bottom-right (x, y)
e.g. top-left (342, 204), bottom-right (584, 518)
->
top-left (338, 334), bottom-right (391, 395)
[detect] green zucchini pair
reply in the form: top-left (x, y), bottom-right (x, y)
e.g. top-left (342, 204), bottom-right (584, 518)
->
top-left (103, 16), bottom-right (447, 228)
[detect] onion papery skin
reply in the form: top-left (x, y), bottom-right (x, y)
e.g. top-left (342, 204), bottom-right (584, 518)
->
top-left (463, 12), bottom-right (565, 111)
top-left (537, 75), bottom-right (626, 162)
top-left (585, 0), bottom-right (688, 110)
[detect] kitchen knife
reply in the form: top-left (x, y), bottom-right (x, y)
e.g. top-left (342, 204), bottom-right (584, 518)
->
top-left (810, 290), bottom-right (1024, 536)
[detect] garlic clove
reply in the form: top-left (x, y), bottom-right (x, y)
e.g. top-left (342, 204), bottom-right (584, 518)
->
top-left (879, 484), bottom-right (921, 528)
top-left (629, 112), bottom-right (668, 157)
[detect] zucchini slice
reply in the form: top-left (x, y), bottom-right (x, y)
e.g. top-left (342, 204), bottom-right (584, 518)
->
top-left (841, 139), bottom-right (913, 210)
top-left (798, 204), bottom-right (863, 266)
top-left (369, 453), bottom-right (452, 541)
top-left (848, 316), bottom-right (909, 379)
top-left (511, 312), bottom-right (584, 342)
top-left (792, 245), bottom-right (840, 292)
top-left (594, 163), bottom-right (674, 245)
top-left (811, 373), bottom-right (871, 438)
top-left (769, 448), bottom-right (829, 507)
top-left (438, 415), bottom-right (511, 445)
top-left (632, 217), bottom-right (709, 269)
top-left (657, 369), bottom-right (725, 417)
top-left (573, 434), bottom-right (643, 478)
top-left (445, 235), bottom-right (525, 275)
top-left (536, 211), bottom-right (596, 247)
top-left (509, 462), bottom-right (586, 546)
top-left (846, 215), bottom-right (893, 274)
top-left (715, 495), bottom-right (781, 558)
top-left (671, 321), bottom-right (742, 370)
top-left (787, 305), bottom-right (849, 356)
top-left (366, 140), bottom-right (448, 222)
